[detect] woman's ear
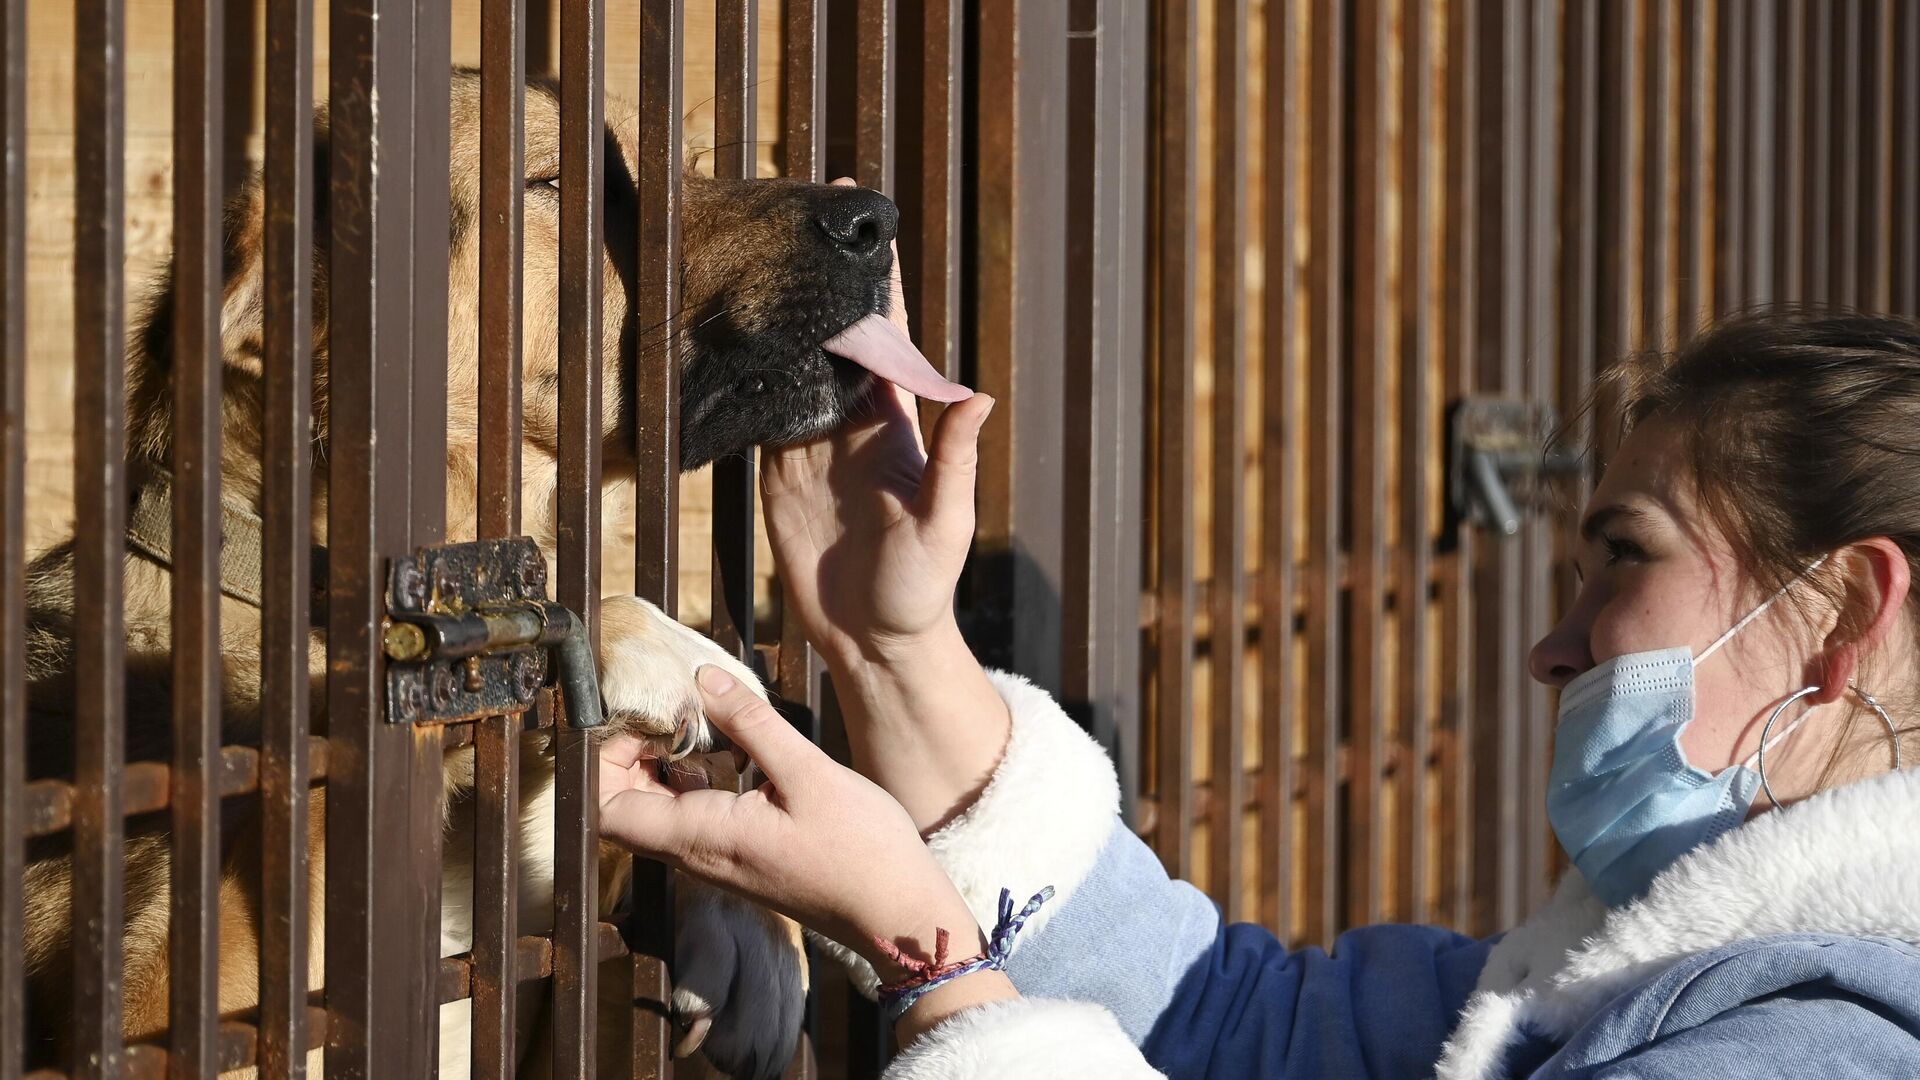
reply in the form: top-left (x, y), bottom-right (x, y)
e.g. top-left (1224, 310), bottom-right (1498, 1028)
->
top-left (1810, 537), bottom-right (1911, 704)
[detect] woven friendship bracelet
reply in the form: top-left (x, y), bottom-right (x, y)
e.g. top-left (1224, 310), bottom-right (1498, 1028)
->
top-left (874, 886), bottom-right (1054, 1023)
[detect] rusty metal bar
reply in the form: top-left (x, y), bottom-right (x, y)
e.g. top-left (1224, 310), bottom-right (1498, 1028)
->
top-left (408, 2), bottom-right (454, 1072)
top-left (554, 0), bottom-right (606, 1070)
top-left (1713, 0), bottom-right (1746, 315)
top-left (1830, 0), bottom-right (1862, 309)
top-left (323, 0), bottom-right (429, 1066)
top-left (1522, 0), bottom-right (1560, 914)
top-left (256, 0), bottom-right (314, 1071)
top-left (1804, 3), bottom-right (1833, 304)
top-left (1397, 0), bottom-right (1436, 929)
top-left (855, 0), bottom-right (896, 193)
top-left (1146, 0), bottom-right (1196, 880)
top-left (1208, 0), bottom-right (1249, 922)
top-left (1897, 0), bottom-right (1919, 317)
top-left (1642, 0), bottom-right (1672, 339)
top-left (1743, 0), bottom-right (1777, 304)
top-left (1771, 0), bottom-right (1804, 304)
top-left (1678, 0), bottom-right (1710, 335)
top-left (0, 0), bottom-right (23, 1068)
top-left (1345, 0), bottom-right (1390, 929)
top-left (473, 2), bottom-right (528, 1075)
top-left (1304, 0), bottom-right (1344, 944)
top-left (1859, 0), bottom-right (1894, 311)
top-left (629, 0), bottom-right (682, 1070)
top-left (898, 0), bottom-right (960, 386)
top-left (169, 0), bottom-right (226, 1068)
top-left (1469, 0), bottom-right (1526, 933)
top-left (784, 0), bottom-right (824, 181)
top-left (1256, 0), bottom-right (1298, 940)
top-left (710, 0), bottom-right (758, 667)
top-left (72, 0), bottom-right (129, 1066)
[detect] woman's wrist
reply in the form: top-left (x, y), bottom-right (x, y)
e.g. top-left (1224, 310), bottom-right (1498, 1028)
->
top-left (891, 968), bottom-right (1019, 1050)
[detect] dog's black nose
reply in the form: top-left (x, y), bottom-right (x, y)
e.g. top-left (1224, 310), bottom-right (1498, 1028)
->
top-left (812, 186), bottom-right (898, 259)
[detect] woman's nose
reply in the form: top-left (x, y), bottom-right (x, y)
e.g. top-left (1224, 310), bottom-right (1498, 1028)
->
top-left (1529, 609), bottom-right (1595, 689)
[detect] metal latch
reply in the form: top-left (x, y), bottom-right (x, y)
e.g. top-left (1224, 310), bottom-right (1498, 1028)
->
top-left (381, 537), bottom-right (604, 728)
top-left (1447, 397), bottom-right (1582, 538)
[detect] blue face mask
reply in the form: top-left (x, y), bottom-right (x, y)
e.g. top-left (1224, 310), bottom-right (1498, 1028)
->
top-left (1546, 565), bottom-right (1823, 907)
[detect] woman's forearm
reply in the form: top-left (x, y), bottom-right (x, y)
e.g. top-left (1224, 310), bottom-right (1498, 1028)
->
top-left (826, 623), bottom-right (1012, 833)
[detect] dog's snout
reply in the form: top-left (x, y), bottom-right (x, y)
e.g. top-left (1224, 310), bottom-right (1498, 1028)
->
top-left (811, 187), bottom-right (898, 259)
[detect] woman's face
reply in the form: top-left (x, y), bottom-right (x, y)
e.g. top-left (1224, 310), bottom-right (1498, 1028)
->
top-left (1529, 418), bottom-right (1829, 790)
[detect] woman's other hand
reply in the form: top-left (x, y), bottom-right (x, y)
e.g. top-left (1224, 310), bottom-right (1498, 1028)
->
top-left (598, 664), bottom-right (1017, 1043)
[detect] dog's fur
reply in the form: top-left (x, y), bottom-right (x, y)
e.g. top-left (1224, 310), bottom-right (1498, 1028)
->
top-left (21, 70), bottom-right (896, 1077)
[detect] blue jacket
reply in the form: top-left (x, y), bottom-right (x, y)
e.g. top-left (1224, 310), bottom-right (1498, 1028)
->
top-left (882, 672), bottom-right (1920, 1079)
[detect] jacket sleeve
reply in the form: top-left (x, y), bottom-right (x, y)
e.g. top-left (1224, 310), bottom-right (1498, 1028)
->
top-left (929, 672), bottom-right (1496, 1079)
top-left (882, 998), bottom-right (1164, 1080)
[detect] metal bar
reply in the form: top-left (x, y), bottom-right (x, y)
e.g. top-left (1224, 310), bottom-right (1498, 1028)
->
top-left (0, 0), bottom-right (23, 1068)
top-left (1643, 0), bottom-right (1672, 341)
top-left (1208, 0), bottom-right (1248, 922)
top-left (711, 0), bottom-right (758, 665)
top-left (1257, 0), bottom-right (1298, 939)
top-left (1772, 0), bottom-right (1805, 304)
top-left (1146, 0), bottom-right (1196, 880)
top-left (409, 4), bottom-right (454, 1073)
top-left (1593, 0), bottom-right (1635, 453)
top-left (1830, 0), bottom-right (1862, 309)
top-left (1804, 2), bottom-right (1833, 304)
top-left (1713, 0), bottom-right (1746, 315)
top-left (1897, 0), bottom-right (1920, 317)
top-left (1304, 0), bottom-right (1344, 943)
top-left (1744, 0), bottom-right (1777, 304)
top-left (1679, 0), bottom-right (1710, 335)
top-left (856, 0), bottom-right (896, 193)
top-left (784, 0), bottom-right (824, 181)
top-left (898, 0), bottom-right (961, 388)
top-left (1469, 0), bottom-right (1525, 933)
top-left (72, 0), bottom-right (129, 1066)
top-left (971, 0), bottom-right (1069, 692)
top-left (1439, 0), bottom-right (1480, 935)
top-left (1396, 0), bottom-right (1435, 929)
top-left (170, 0), bottom-right (226, 1068)
top-left (1860, 0), bottom-right (1894, 311)
top-left (630, 0), bottom-right (682, 1070)
top-left (323, 0), bottom-right (425, 1067)
top-left (473, 0), bottom-right (528, 1075)
top-left (554, 0), bottom-right (607, 1070)
top-left (1345, 0), bottom-right (1390, 929)
top-left (257, 0), bottom-right (314, 1070)
top-left (1522, 0), bottom-right (1560, 914)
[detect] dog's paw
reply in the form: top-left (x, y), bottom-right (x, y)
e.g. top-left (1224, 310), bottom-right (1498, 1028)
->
top-left (671, 885), bottom-right (808, 1080)
top-left (595, 594), bottom-right (764, 753)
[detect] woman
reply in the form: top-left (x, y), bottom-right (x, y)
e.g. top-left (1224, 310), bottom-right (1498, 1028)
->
top-left (601, 306), bottom-right (1920, 1078)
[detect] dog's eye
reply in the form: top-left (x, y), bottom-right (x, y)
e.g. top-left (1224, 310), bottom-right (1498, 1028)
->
top-left (526, 176), bottom-right (560, 193)
top-left (743, 376), bottom-right (767, 395)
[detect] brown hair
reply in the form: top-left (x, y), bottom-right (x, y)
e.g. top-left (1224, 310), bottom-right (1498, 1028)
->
top-left (1595, 307), bottom-right (1920, 781)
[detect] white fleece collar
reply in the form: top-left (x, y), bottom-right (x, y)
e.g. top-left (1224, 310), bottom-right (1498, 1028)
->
top-left (1437, 767), bottom-right (1920, 1079)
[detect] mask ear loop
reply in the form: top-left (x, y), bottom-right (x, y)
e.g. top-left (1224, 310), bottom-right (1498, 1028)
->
top-left (1755, 683), bottom-right (1904, 807)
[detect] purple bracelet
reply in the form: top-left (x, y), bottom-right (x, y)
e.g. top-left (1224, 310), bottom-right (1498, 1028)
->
top-left (875, 886), bottom-right (1053, 1023)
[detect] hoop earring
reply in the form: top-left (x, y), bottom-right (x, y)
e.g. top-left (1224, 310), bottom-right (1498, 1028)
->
top-left (1756, 683), bottom-right (1905, 807)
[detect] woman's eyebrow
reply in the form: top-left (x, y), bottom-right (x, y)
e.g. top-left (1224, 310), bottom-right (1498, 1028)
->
top-left (1578, 504), bottom-right (1650, 542)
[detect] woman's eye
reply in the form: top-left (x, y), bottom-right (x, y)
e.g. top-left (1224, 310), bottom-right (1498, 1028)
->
top-left (1602, 534), bottom-right (1646, 566)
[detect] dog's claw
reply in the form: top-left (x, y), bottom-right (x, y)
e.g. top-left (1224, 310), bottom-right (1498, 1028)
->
top-left (672, 1012), bottom-right (715, 1059)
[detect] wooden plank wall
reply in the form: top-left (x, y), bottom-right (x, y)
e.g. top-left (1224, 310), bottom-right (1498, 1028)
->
top-left (1151, 0), bottom-right (1920, 945)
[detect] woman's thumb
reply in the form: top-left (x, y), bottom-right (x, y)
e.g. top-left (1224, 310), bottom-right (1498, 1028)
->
top-left (916, 393), bottom-right (994, 529)
top-left (695, 666), bottom-right (821, 784)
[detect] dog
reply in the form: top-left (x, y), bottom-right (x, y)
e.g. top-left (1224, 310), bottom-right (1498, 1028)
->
top-left (20, 69), bottom-right (901, 1078)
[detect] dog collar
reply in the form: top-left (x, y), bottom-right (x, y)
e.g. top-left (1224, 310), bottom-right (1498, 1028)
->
top-left (125, 471), bottom-right (331, 626)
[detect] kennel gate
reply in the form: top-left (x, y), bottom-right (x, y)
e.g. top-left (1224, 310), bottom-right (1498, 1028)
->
top-left (0, 0), bottom-right (1151, 1076)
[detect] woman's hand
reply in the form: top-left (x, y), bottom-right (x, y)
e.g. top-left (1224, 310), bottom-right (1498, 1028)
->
top-left (759, 226), bottom-right (1012, 831)
top-left (598, 665), bottom-right (1017, 1042)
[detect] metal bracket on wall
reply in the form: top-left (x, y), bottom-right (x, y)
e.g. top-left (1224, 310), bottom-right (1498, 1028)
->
top-left (1447, 397), bottom-right (1583, 538)
top-left (381, 537), bottom-right (604, 728)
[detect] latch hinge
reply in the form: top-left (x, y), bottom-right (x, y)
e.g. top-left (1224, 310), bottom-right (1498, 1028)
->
top-left (1447, 397), bottom-right (1583, 538)
top-left (382, 537), bottom-right (604, 728)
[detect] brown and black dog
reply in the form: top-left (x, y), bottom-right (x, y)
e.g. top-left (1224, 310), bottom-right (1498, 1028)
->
top-left (21, 69), bottom-right (902, 1078)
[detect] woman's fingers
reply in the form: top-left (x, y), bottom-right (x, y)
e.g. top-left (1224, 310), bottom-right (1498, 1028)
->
top-left (696, 666), bottom-right (827, 785)
top-left (916, 392), bottom-right (994, 533)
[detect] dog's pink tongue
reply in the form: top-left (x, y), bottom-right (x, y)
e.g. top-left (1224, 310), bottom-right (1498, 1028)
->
top-left (822, 314), bottom-right (973, 402)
